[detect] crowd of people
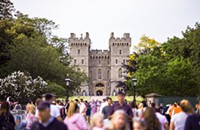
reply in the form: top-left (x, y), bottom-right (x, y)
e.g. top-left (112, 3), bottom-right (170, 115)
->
top-left (0, 92), bottom-right (200, 130)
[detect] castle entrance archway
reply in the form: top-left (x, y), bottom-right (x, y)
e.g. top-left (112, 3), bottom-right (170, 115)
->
top-left (95, 83), bottom-right (104, 96)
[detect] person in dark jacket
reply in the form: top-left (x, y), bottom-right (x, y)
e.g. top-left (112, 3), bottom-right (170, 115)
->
top-left (30, 101), bottom-right (68, 130)
top-left (0, 101), bottom-right (15, 130)
top-left (184, 96), bottom-right (200, 130)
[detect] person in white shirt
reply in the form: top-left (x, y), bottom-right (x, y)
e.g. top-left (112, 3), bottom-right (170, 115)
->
top-left (79, 99), bottom-right (87, 118)
top-left (155, 107), bottom-right (168, 130)
top-left (169, 99), bottom-right (195, 130)
top-left (135, 103), bottom-right (144, 120)
top-left (35, 93), bottom-right (62, 121)
top-left (99, 98), bottom-right (109, 114)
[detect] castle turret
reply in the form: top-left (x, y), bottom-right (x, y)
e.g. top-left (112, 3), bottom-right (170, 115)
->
top-left (109, 32), bottom-right (131, 95)
top-left (68, 32), bottom-right (91, 95)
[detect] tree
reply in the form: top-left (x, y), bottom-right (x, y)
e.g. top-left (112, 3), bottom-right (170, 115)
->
top-left (134, 35), bottom-right (160, 55)
top-left (122, 27), bottom-right (200, 97)
top-left (0, 0), bottom-right (14, 19)
top-left (46, 82), bottom-right (66, 98)
top-left (0, 15), bottom-right (37, 77)
top-left (0, 71), bottom-right (47, 102)
top-left (163, 57), bottom-right (199, 96)
top-left (135, 54), bottom-right (165, 96)
top-left (0, 5), bottom-right (88, 97)
top-left (117, 35), bottom-right (161, 96)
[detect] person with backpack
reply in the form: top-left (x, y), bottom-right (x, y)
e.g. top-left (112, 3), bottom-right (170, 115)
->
top-left (0, 101), bottom-right (15, 130)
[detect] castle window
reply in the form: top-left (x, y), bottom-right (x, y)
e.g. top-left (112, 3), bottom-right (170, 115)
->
top-left (78, 49), bottom-right (80, 54)
top-left (116, 59), bottom-right (118, 64)
top-left (74, 59), bottom-right (76, 65)
top-left (108, 60), bottom-right (109, 65)
top-left (98, 69), bottom-right (102, 79)
top-left (118, 68), bottom-right (122, 78)
top-left (123, 59), bottom-right (126, 64)
top-left (77, 68), bottom-right (81, 72)
top-left (82, 59), bottom-right (84, 64)
top-left (119, 50), bottom-right (122, 55)
top-left (90, 70), bottom-right (92, 78)
top-left (107, 70), bottom-right (110, 79)
top-left (99, 60), bottom-right (101, 64)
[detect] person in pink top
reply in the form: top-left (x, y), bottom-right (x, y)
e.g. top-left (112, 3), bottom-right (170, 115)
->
top-left (26, 104), bottom-right (36, 129)
top-left (64, 102), bottom-right (88, 130)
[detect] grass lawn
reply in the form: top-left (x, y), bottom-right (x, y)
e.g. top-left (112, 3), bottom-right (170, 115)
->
top-left (68, 96), bottom-right (144, 103)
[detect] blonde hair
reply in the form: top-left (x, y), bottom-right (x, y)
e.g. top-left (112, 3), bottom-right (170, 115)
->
top-left (27, 104), bottom-right (35, 115)
top-left (109, 110), bottom-right (130, 130)
top-left (90, 113), bottom-right (104, 130)
top-left (67, 102), bottom-right (79, 118)
top-left (180, 99), bottom-right (194, 114)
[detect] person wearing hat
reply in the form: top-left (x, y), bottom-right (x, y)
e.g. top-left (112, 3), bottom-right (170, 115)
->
top-left (30, 101), bottom-right (68, 130)
top-left (108, 91), bottom-right (133, 130)
top-left (35, 93), bottom-right (62, 121)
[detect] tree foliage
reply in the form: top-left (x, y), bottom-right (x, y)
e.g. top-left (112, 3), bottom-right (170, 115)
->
top-left (120, 26), bottom-right (200, 97)
top-left (0, 71), bottom-right (47, 102)
top-left (0, 3), bottom-right (88, 99)
top-left (0, 0), bottom-right (14, 20)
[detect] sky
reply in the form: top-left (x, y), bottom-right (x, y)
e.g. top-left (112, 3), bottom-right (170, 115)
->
top-left (12, 0), bottom-right (200, 50)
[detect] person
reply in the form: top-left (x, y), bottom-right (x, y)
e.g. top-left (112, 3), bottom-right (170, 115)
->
top-left (107, 110), bottom-right (130, 130)
top-left (109, 91), bottom-right (133, 130)
top-left (35, 93), bottom-right (62, 121)
top-left (99, 98), bottom-right (107, 114)
top-left (97, 101), bottom-right (101, 113)
top-left (64, 102), bottom-right (88, 130)
top-left (155, 107), bottom-right (168, 130)
top-left (135, 103), bottom-right (144, 120)
top-left (184, 96), bottom-right (200, 130)
top-left (102, 97), bottom-right (112, 119)
top-left (168, 103), bottom-right (181, 119)
top-left (195, 104), bottom-right (199, 114)
top-left (26, 104), bottom-right (36, 130)
top-left (56, 100), bottom-right (65, 119)
top-left (142, 107), bottom-right (161, 130)
top-left (90, 113), bottom-right (105, 130)
top-left (90, 100), bottom-right (97, 115)
top-left (15, 101), bottom-right (22, 110)
top-left (0, 101), bottom-right (16, 130)
top-left (75, 99), bottom-right (80, 107)
top-left (169, 99), bottom-right (194, 130)
top-left (131, 102), bottom-right (137, 118)
top-left (79, 99), bottom-right (87, 118)
top-left (133, 120), bottom-right (147, 130)
top-left (30, 101), bottom-right (68, 130)
top-left (163, 104), bottom-right (171, 123)
top-left (85, 101), bottom-right (91, 124)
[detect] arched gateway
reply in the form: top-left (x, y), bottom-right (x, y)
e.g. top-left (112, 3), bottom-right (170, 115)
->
top-left (95, 83), bottom-right (104, 96)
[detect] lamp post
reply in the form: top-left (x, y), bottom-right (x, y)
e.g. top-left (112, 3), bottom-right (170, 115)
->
top-left (65, 77), bottom-right (70, 102)
top-left (132, 77), bottom-right (137, 103)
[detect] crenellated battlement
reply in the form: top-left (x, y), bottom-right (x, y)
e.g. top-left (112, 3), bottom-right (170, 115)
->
top-left (109, 32), bottom-right (131, 47)
top-left (90, 50), bottom-right (110, 59)
top-left (68, 32), bottom-right (91, 46)
top-left (91, 50), bottom-right (109, 54)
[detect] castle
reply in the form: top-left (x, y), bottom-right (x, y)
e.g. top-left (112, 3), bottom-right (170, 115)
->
top-left (68, 32), bottom-right (131, 96)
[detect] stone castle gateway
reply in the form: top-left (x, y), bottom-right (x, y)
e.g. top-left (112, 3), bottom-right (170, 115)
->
top-left (68, 32), bottom-right (131, 96)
